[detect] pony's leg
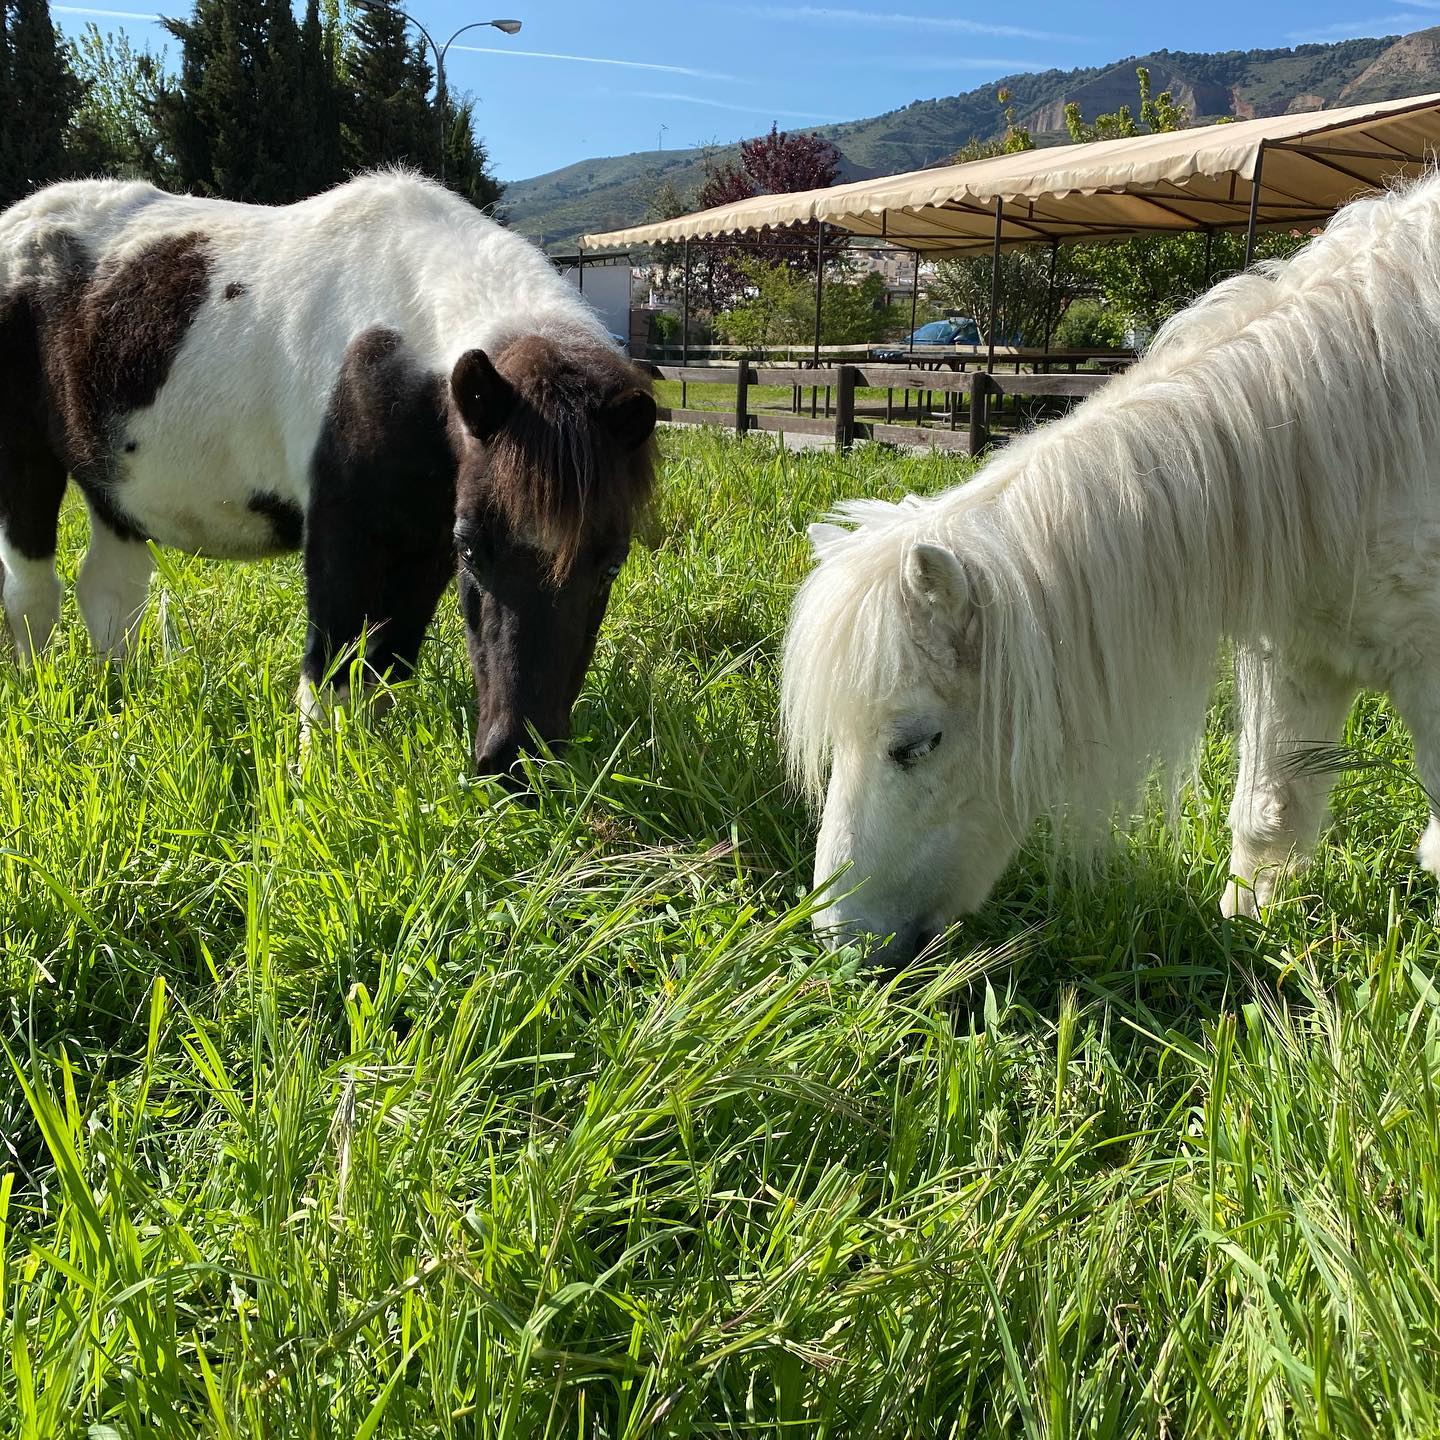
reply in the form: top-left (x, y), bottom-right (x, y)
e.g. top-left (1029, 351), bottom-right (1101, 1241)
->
top-left (76, 509), bottom-right (153, 660)
top-left (298, 519), bottom-right (452, 748)
top-left (1384, 675), bottom-right (1440, 882)
top-left (0, 448), bottom-right (66, 665)
top-left (1222, 643), bottom-right (1357, 918)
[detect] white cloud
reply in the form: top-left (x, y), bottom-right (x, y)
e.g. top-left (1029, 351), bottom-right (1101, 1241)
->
top-left (447, 46), bottom-right (740, 83)
top-left (732, 5), bottom-right (1083, 44)
top-left (52, 5), bottom-right (163, 20)
top-left (48, 13), bottom-right (745, 84)
top-left (884, 55), bottom-right (1056, 72)
top-left (627, 89), bottom-right (844, 122)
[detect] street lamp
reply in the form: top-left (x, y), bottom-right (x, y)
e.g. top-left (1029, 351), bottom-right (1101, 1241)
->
top-left (350, 2), bottom-right (521, 182)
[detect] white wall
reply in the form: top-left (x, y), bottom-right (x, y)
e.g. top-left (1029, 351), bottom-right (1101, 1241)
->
top-left (559, 263), bottom-right (632, 350)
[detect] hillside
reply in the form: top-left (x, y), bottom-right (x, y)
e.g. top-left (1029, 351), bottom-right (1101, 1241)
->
top-left (505, 29), bottom-right (1437, 251)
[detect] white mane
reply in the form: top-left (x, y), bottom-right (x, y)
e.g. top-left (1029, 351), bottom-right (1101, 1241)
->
top-left (783, 171), bottom-right (1440, 837)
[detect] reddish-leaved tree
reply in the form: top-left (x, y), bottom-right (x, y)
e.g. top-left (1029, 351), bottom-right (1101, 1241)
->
top-left (691, 124), bottom-right (844, 315)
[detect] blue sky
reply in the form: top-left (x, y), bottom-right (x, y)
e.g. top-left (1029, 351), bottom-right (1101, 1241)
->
top-left (51, 1), bottom-right (1440, 179)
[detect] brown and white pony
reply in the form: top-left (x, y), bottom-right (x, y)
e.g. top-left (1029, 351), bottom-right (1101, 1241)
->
top-left (0, 171), bottom-right (656, 772)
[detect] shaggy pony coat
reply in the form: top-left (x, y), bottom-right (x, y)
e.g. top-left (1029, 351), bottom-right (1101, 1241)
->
top-left (784, 171), bottom-right (1440, 956)
top-left (0, 172), bottom-right (655, 771)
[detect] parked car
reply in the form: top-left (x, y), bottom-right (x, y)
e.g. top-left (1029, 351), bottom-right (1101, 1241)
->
top-left (870, 316), bottom-right (981, 360)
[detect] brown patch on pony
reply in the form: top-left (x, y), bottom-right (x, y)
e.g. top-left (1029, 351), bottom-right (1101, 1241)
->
top-left (464, 336), bottom-right (656, 582)
top-left (50, 231), bottom-right (212, 469)
top-left (223, 280), bottom-right (247, 300)
top-left (0, 284), bottom-right (72, 558)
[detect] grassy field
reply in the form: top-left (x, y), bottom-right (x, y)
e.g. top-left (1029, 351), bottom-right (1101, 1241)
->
top-left (4, 428), bottom-right (1440, 1438)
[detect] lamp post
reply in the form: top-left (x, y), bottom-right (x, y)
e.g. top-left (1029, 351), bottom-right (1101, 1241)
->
top-left (351, 2), bottom-right (520, 182)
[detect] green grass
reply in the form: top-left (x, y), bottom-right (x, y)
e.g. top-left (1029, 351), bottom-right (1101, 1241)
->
top-left (4, 429), bottom-right (1440, 1437)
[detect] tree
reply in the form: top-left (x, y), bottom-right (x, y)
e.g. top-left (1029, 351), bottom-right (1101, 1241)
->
top-left (3, 0), bottom-right (85, 203)
top-left (1061, 68), bottom-right (1307, 332)
top-left (156, 0), bottom-right (345, 202)
top-left (692, 123), bottom-right (844, 315)
top-left (715, 256), bottom-right (811, 353)
top-left (931, 91), bottom-right (1071, 348)
top-left (343, 0), bottom-right (436, 175)
top-left (930, 246), bottom-right (1074, 348)
top-left (819, 261), bottom-right (888, 344)
top-left (638, 171), bottom-right (694, 295)
top-left (442, 94), bottom-right (503, 214)
top-left (726, 123), bottom-right (841, 196)
top-left (293, 0), bottom-right (343, 195)
top-left (1051, 297), bottom-right (1126, 349)
top-left (715, 255), bottom-right (889, 353)
top-left (1063, 66), bottom-right (1187, 143)
top-left (66, 24), bottom-right (167, 179)
top-left (952, 85), bottom-right (1033, 161)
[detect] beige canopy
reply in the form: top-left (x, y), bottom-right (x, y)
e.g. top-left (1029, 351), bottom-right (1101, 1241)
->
top-left (580, 92), bottom-right (1440, 255)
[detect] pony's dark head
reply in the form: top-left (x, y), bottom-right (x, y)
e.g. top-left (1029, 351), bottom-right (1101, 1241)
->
top-left (448, 335), bottom-right (657, 775)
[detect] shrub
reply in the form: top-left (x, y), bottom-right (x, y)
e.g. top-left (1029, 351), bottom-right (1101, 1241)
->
top-left (1053, 297), bottom-right (1127, 350)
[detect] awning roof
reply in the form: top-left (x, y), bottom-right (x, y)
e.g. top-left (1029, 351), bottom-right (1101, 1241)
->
top-left (580, 92), bottom-right (1440, 255)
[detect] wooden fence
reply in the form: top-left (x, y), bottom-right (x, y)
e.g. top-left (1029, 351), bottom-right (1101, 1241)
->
top-left (644, 362), bottom-right (1113, 456)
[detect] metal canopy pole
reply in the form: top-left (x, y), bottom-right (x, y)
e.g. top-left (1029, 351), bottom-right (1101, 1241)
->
top-left (908, 248), bottom-right (920, 352)
top-left (682, 237), bottom-right (691, 366)
top-left (984, 196), bottom-right (1003, 374)
top-left (811, 221), bottom-right (826, 367)
top-left (1244, 143), bottom-right (1267, 269)
top-left (1041, 239), bottom-right (1059, 353)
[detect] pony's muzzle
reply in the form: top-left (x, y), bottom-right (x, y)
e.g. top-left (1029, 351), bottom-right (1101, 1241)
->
top-left (474, 723), bottom-right (526, 776)
top-left (866, 923), bottom-right (922, 971)
top-left (814, 905), bottom-right (928, 971)
top-left (473, 722), bottom-right (570, 780)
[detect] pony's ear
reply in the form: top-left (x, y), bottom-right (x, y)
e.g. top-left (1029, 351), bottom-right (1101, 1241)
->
top-left (603, 388), bottom-right (657, 450)
top-left (903, 542), bottom-right (981, 665)
top-left (451, 349), bottom-right (517, 443)
top-left (904, 542), bottom-right (967, 608)
top-left (807, 522), bottom-right (847, 558)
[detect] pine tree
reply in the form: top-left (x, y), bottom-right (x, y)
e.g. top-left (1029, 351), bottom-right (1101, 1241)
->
top-left (344, 0), bottom-right (436, 175)
top-left (4, 0), bottom-right (85, 203)
top-left (294, 0), bottom-right (343, 193)
top-left (155, 0), bottom-right (228, 194)
top-left (442, 94), bottom-right (502, 213)
top-left (156, 0), bottom-right (343, 202)
top-left (0, 3), bottom-right (15, 204)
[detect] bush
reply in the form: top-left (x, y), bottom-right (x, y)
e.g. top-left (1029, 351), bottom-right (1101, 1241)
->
top-left (1052, 298), bottom-right (1127, 350)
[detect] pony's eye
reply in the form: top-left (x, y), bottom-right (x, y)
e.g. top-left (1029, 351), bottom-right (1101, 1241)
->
top-left (604, 562), bottom-right (623, 580)
top-left (889, 731), bottom-right (942, 768)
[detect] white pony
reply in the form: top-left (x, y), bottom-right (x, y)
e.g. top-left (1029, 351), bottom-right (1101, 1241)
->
top-left (783, 172), bottom-right (1440, 964)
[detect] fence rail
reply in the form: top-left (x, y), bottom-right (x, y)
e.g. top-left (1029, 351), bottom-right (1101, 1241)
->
top-left (645, 362), bottom-right (1113, 455)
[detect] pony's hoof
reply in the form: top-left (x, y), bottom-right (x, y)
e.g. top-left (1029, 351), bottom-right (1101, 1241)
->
top-left (1417, 817), bottom-right (1440, 881)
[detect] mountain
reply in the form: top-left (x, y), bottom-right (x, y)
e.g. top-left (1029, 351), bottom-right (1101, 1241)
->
top-left (503, 29), bottom-right (1440, 252)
